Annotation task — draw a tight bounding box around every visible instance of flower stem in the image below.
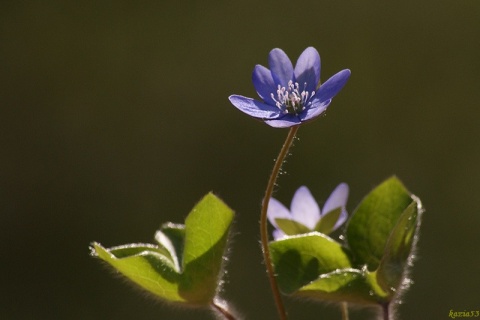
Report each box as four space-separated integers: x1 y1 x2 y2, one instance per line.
211 300 237 320
382 302 390 320
341 302 349 320
260 125 299 320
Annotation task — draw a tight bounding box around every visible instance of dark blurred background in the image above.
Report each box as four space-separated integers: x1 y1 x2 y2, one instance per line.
1 1 479 319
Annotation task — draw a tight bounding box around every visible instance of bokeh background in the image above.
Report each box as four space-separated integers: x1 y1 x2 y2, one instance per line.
1 1 479 319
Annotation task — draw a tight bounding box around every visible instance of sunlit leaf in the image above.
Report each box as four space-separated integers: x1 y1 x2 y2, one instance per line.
91 192 234 306
269 232 351 294
92 242 183 302
181 192 235 303
377 198 422 293
297 268 389 305
346 176 413 270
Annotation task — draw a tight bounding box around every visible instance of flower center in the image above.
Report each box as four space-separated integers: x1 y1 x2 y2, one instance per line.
270 80 315 115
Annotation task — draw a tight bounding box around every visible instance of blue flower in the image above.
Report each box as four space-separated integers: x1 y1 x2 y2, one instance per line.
229 47 351 128
267 184 349 240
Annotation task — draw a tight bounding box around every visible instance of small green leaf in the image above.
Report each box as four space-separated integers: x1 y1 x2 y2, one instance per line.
269 233 351 294
181 192 235 303
377 199 421 293
154 223 186 272
315 207 342 234
91 192 234 306
275 218 310 235
346 176 413 270
92 242 184 302
297 269 389 305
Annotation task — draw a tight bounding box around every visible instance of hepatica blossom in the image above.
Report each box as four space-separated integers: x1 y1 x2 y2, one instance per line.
267 184 349 240
229 47 351 128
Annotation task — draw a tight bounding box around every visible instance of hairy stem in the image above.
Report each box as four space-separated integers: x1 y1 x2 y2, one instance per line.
211 300 237 320
341 302 349 320
260 125 299 320
382 302 390 320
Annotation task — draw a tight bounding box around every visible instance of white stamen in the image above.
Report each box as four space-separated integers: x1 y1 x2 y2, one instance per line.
270 80 315 114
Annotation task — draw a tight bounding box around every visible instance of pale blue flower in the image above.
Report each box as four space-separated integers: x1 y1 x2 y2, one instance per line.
229 47 350 128
267 184 349 239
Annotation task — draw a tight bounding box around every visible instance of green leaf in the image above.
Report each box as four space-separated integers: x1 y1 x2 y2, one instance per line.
154 223 186 272
91 192 234 306
275 218 310 235
92 242 184 302
377 198 421 293
297 269 389 305
346 176 413 270
315 207 342 234
269 233 351 294
181 192 235 303
268 177 423 306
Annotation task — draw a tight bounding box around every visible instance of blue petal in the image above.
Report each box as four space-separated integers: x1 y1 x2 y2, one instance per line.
252 65 277 106
267 197 292 229
294 47 321 94
314 69 351 103
229 95 281 119
264 114 301 128
268 48 294 88
290 186 321 229
333 208 348 231
298 99 331 122
323 183 349 231
322 183 349 216
272 229 286 240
